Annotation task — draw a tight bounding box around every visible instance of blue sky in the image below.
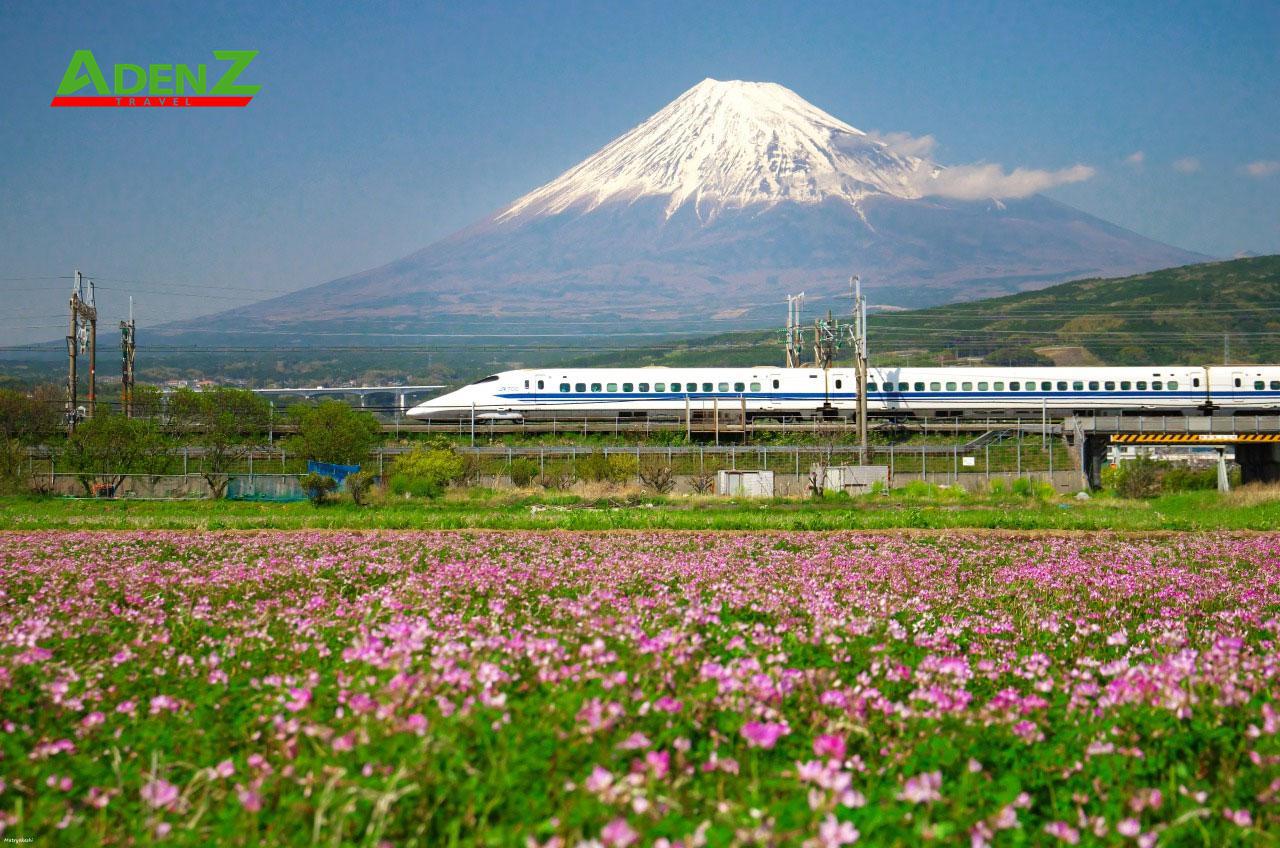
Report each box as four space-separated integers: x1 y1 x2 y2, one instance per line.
1 0 1277 343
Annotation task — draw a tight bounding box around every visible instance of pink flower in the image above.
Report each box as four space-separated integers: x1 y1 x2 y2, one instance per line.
1116 818 1140 837
236 784 262 812
644 750 670 779
1044 822 1080 844
332 733 355 752
601 817 638 847
81 711 105 729
897 771 942 805
813 734 846 760
654 696 682 713
284 687 311 712
1223 808 1252 827
140 779 179 810
213 760 235 779
584 765 614 794
816 813 859 846
741 720 790 749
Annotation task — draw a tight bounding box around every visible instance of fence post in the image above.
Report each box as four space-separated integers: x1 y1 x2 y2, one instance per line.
183 448 188 476
1016 436 1021 478
730 445 736 470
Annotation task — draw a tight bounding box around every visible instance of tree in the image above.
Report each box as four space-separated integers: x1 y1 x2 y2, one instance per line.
0 386 62 443
131 384 166 421
63 412 174 495
170 387 271 499
286 400 381 465
299 472 338 505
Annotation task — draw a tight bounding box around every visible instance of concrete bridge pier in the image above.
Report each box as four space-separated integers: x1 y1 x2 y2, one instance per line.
1080 435 1110 490
1235 443 1280 485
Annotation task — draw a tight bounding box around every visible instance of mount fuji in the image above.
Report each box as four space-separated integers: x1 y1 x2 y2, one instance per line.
200 79 1204 336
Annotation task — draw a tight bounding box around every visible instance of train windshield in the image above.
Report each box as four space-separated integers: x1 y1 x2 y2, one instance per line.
470 375 500 385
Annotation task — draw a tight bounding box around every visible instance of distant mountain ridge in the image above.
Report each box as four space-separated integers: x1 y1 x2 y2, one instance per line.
182 79 1206 337
564 256 1280 369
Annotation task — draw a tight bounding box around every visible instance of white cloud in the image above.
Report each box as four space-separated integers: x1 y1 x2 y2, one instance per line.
1244 160 1280 178
1172 157 1201 174
1124 151 1145 167
912 163 1096 200
866 130 938 159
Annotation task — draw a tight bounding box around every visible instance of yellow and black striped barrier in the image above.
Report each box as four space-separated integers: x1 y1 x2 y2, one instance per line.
1111 433 1280 444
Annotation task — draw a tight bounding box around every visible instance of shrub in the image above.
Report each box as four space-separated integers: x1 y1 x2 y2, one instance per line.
345 470 375 506
1109 456 1163 499
389 445 465 498
689 470 716 495
299 472 337 505
508 457 539 487
638 461 676 494
536 470 577 491
577 450 639 484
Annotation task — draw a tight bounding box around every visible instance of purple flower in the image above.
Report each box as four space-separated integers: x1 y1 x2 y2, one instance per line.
741 720 790 749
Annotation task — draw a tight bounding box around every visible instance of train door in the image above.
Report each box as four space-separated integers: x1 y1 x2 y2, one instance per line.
533 373 552 401
763 372 784 410
1232 371 1245 401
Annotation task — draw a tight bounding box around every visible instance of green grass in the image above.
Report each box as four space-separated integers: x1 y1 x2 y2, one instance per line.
4 488 1280 532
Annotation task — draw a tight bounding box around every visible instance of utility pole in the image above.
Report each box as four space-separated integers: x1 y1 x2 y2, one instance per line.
66 270 98 431
120 297 136 417
785 293 805 367
852 275 868 464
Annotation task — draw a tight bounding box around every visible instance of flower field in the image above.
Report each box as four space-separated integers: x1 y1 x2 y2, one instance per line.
1 531 1278 846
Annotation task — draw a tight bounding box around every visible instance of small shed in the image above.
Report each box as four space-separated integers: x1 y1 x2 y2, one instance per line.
821 465 890 494
716 469 775 497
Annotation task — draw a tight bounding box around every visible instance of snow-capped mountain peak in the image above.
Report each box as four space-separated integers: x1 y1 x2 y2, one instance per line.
496 78 930 223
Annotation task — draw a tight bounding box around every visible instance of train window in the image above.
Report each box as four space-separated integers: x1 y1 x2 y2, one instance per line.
773 379 780 389
575 383 586 392
1121 381 1131 390
703 382 713 392
1072 381 1083 391
524 380 529 389
1104 381 1115 391
898 382 909 392
1088 381 1099 391
1272 381 1280 390
1058 381 1069 391
620 383 631 392
929 381 941 391
867 382 878 391
1168 381 1178 390
734 382 745 392
717 382 729 392
607 383 618 392
977 382 988 391
946 381 957 391
655 383 665 392
1234 377 1242 388
961 381 973 391
591 383 603 392
1010 381 1020 391
1136 381 1147 390
1255 380 1266 390
994 381 1004 391
637 383 648 392
750 382 761 392
537 380 544 390
560 383 570 392
1152 381 1163 390
915 382 925 391
471 375 500 384
1193 378 1201 387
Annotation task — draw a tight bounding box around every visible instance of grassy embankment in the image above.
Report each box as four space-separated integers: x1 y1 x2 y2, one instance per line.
4 484 1280 532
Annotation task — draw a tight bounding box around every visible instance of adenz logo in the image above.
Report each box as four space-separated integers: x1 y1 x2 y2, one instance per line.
51 49 260 107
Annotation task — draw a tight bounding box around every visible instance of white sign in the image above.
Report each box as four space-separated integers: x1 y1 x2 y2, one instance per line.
962 456 976 467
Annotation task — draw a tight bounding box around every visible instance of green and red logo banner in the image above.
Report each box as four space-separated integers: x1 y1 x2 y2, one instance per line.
52 49 260 107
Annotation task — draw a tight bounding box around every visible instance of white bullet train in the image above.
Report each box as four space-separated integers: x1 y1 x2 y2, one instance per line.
406 365 1280 420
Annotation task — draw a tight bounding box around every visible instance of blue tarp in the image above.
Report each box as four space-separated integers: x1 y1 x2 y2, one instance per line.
306 461 361 487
